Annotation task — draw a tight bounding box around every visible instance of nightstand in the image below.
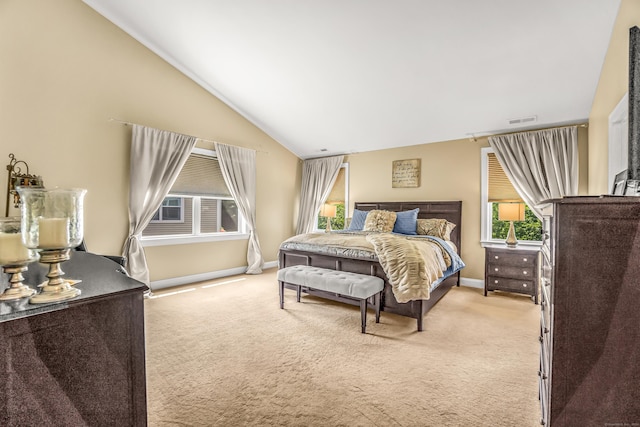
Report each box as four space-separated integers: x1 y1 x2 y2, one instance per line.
484 244 539 304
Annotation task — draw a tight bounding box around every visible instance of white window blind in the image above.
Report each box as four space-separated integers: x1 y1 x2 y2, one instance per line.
326 167 345 203
488 153 522 202
170 154 231 197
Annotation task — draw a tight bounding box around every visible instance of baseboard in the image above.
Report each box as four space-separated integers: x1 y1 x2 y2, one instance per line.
150 260 279 291
459 277 484 289
151 264 481 292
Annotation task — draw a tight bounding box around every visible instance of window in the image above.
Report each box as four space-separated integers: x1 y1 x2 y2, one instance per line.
481 147 542 245
317 163 349 231
142 148 247 246
151 197 184 222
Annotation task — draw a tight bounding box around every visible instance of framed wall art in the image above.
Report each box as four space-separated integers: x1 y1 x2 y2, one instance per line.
392 159 421 188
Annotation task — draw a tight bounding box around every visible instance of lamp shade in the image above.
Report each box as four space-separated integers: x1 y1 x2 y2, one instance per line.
320 203 337 218
498 203 525 222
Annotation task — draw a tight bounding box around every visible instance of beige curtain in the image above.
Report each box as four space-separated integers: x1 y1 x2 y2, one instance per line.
123 125 196 285
295 156 344 234
215 142 264 274
488 126 578 218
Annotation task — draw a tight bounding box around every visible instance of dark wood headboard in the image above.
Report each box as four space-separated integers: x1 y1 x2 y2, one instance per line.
354 201 462 255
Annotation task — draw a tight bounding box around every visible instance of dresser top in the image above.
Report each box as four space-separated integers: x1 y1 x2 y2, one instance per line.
541 195 640 204
0 251 148 323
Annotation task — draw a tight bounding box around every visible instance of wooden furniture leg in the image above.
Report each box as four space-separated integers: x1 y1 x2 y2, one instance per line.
360 299 367 333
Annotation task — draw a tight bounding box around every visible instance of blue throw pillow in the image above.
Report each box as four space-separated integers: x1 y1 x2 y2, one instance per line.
392 208 419 235
347 209 368 231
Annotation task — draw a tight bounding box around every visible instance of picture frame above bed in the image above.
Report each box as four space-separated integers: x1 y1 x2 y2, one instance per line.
392 159 421 188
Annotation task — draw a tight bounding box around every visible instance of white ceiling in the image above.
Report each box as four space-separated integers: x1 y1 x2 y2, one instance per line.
84 0 621 159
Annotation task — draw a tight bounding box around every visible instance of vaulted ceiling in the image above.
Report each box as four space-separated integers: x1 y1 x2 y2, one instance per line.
84 1 621 159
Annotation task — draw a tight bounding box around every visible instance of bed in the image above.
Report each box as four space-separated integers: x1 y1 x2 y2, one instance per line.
278 201 463 331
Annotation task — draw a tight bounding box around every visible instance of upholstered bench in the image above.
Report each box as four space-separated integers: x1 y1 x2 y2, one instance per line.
277 265 384 333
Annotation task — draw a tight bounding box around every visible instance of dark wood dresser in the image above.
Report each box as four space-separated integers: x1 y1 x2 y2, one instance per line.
484 244 539 303
0 252 148 426
538 196 640 426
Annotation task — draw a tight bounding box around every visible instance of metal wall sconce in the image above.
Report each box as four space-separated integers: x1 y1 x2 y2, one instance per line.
5 153 44 217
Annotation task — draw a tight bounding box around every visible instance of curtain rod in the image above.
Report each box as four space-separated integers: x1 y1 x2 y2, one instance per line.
468 122 588 143
108 117 268 154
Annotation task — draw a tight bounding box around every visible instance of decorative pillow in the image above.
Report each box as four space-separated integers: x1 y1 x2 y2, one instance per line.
416 218 456 240
347 209 368 231
363 210 397 233
392 208 419 235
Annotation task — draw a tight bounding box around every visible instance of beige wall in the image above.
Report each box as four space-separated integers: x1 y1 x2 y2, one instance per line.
345 125 589 281
345 138 484 279
589 0 640 194
1 0 300 282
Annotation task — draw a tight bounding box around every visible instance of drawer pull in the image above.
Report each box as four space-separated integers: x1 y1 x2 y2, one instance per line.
494 255 499 259
522 283 527 288
494 280 499 284
494 268 499 272
523 271 528 275
523 258 528 262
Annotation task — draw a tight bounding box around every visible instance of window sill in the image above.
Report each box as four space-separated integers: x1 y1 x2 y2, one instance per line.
141 233 249 247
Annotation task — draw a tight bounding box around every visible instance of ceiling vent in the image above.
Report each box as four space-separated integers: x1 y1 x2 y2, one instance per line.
508 115 537 125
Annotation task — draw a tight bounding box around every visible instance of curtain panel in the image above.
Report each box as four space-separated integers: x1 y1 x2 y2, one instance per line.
214 142 264 274
488 126 578 218
295 155 344 235
123 125 197 285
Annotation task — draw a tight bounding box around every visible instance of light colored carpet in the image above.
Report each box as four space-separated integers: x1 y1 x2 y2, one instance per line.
145 268 541 426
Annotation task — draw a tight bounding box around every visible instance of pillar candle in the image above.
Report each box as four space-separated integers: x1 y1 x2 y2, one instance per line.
38 217 70 249
0 232 30 265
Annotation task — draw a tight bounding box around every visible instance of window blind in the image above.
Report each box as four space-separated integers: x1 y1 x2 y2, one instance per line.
326 167 345 203
488 152 523 202
170 154 232 198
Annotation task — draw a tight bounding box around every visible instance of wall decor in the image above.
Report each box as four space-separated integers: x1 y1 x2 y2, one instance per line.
392 159 421 188
612 169 628 195
5 153 44 217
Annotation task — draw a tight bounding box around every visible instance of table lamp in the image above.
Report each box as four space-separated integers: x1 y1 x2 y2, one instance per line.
320 203 337 233
498 202 525 247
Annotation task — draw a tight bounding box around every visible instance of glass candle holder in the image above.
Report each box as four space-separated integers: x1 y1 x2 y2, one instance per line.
0 217 38 301
17 187 87 303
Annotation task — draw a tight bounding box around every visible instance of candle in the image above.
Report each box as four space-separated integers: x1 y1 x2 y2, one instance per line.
38 217 70 249
0 232 30 265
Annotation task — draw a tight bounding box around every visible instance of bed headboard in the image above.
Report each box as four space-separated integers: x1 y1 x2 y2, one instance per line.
354 201 462 253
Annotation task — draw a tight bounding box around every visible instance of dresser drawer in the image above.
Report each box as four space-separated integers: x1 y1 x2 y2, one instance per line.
487 263 534 280
486 276 535 295
486 251 535 267
541 285 551 327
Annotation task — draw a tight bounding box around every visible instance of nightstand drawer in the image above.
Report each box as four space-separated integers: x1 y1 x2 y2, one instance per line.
486 276 535 295
487 263 534 279
486 251 535 267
